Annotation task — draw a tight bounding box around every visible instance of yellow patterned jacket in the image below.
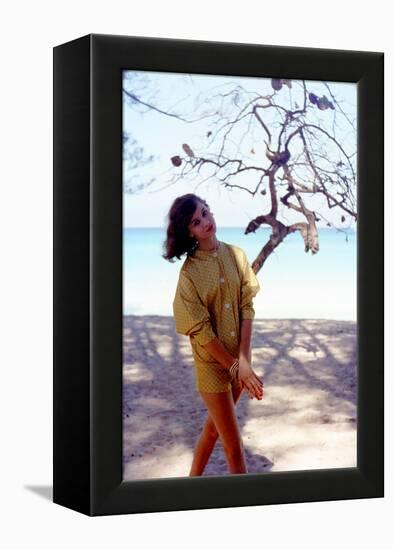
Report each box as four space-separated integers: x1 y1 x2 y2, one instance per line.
173 240 260 389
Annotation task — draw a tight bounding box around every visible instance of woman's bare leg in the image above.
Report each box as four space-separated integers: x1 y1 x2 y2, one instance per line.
200 388 246 474
188 415 218 477
189 384 244 476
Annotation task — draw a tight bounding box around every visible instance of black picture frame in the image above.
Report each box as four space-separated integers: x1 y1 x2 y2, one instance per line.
53 33 384 516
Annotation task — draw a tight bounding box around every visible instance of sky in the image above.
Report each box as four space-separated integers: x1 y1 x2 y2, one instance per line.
122 71 357 230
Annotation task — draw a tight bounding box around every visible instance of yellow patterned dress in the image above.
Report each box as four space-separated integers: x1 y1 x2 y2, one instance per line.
173 240 260 392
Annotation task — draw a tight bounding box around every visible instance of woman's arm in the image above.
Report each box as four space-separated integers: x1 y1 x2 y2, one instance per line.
203 337 236 370
238 319 263 400
203 320 263 400
239 319 252 363
202 320 253 368
173 271 216 346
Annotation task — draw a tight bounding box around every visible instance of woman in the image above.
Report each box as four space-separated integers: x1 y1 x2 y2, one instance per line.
163 193 263 475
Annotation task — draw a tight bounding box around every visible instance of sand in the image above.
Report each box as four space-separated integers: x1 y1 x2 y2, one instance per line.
123 316 357 480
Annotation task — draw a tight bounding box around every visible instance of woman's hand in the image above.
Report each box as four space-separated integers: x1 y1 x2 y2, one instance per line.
238 357 263 400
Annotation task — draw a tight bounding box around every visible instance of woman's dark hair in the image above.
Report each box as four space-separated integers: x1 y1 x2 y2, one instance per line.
162 194 209 261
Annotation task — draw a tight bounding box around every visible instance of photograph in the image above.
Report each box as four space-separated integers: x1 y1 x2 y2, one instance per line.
1 0 387 541
122 70 358 481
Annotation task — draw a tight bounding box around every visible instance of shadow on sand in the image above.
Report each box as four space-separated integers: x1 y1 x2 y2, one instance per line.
123 316 357 480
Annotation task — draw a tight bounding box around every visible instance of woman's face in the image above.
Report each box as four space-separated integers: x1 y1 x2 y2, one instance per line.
188 201 216 242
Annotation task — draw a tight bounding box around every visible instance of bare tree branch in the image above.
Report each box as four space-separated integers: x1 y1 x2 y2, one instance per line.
123 74 356 275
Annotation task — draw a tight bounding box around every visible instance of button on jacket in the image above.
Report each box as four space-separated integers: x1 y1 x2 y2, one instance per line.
173 240 260 391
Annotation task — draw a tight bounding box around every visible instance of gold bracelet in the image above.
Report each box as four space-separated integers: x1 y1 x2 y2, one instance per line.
229 358 239 379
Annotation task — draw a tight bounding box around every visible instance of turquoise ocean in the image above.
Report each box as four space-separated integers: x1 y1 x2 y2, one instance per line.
123 227 357 321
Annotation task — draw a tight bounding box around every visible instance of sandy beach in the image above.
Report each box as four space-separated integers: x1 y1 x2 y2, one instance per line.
123 316 357 480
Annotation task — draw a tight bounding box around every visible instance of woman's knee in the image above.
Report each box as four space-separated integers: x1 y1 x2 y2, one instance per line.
204 418 218 440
